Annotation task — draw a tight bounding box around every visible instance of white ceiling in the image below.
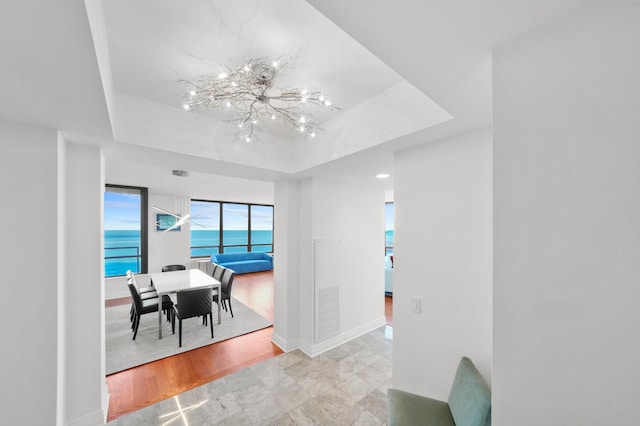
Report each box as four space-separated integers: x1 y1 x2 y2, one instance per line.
100 0 452 177
0 0 585 191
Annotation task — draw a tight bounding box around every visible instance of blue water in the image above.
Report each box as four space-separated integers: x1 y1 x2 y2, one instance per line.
385 230 394 248
190 230 273 258
104 229 274 277
105 230 142 277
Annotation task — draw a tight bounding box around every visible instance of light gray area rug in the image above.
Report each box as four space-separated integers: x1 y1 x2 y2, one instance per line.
106 298 271 374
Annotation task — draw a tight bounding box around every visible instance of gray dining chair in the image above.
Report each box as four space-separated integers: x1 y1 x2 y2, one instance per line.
171 287 214 347
162 264 186 272
212 264 225 281
214 268 236 317
128 283 173 340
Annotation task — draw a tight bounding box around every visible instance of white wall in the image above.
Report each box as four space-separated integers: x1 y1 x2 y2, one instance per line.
0 119 59 424
392 127 492 398
274 176 387 355
56 133 68 426
493 3 640 425
0 120 107 424
272 179 301 351
309 178 386 352
148 193 192 273
63 141 108 425
106 161 275 206
297 178 315 352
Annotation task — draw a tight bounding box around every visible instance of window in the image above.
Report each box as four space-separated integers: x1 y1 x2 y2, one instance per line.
104 185 148 277
190 200 221 258
190 199 274 257
250 204 274 253
385 202 394 255
223 203 249 253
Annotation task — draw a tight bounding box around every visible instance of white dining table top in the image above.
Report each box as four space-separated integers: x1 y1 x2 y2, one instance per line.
150 268 220 294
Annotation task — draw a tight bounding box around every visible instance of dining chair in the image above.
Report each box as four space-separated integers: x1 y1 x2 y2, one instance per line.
212 264 225 281
171 287 214 347
127 272 158 324
162 264 186 272
210 263 219 278
214 268 236 317
128 283 173 340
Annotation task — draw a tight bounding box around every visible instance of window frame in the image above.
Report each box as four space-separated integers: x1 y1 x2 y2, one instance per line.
190 199 274 258
104 184 148 276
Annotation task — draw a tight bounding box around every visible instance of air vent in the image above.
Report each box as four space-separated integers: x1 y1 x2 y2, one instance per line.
172 170 189 177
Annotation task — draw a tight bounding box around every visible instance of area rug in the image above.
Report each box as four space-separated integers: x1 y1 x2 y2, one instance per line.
106 298 271 374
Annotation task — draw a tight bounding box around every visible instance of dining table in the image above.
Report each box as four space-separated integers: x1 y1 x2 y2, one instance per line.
150 268 222 339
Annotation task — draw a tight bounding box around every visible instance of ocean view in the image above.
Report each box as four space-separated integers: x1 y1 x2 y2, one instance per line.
104 229 273 277
106 229 392 276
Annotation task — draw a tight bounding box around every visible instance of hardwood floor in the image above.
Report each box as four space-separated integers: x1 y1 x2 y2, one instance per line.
105 271 393 422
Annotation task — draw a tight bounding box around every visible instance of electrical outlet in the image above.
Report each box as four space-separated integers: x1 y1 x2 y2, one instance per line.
410 297 421 313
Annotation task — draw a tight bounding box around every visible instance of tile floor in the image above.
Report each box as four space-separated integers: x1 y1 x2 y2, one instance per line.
108 326 393 425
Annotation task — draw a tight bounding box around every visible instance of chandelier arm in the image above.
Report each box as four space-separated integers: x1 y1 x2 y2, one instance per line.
206 89 258 101
182 54 336 142
267 105 304 129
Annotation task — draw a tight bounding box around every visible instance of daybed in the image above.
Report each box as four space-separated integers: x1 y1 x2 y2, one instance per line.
388 356 491 426
210 252 273 274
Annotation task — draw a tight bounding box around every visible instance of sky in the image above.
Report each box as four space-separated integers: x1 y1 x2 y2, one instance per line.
105 193 274 231
104 192 141 230
106 191 387 233
385 202 394 231
191 201 274 230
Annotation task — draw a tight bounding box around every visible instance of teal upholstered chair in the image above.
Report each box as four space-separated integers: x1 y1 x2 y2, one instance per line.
388 357 491 426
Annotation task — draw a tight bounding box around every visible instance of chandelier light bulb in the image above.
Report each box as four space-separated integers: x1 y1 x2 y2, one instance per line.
183 104 191 110
225 101 231 107
271 114 276 120
319 95 325 101
299 116 306 123
272 61 279 68
299 126 306 132
324 100 332 106
245 136 251 142
238 123 243 128
189 90 196 96
310 132 316 138
218 72 228 79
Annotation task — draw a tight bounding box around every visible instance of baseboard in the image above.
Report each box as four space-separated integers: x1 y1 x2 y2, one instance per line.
273 317 387 358
66 408 106 426
65 380 108 426
271 331 299 353
310 316 387 357
102 379 110 424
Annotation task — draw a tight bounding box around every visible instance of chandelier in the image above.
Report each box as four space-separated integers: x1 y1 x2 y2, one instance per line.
181 55 338 143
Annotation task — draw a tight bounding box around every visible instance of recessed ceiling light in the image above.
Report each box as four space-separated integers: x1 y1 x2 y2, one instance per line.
376 173 390 179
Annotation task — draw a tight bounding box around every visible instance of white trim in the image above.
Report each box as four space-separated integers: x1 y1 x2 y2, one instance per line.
101 379 110 425
271 332 299 353
297 340 314 358
66 408 105 426
273 317 387 358
310 316 386 357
